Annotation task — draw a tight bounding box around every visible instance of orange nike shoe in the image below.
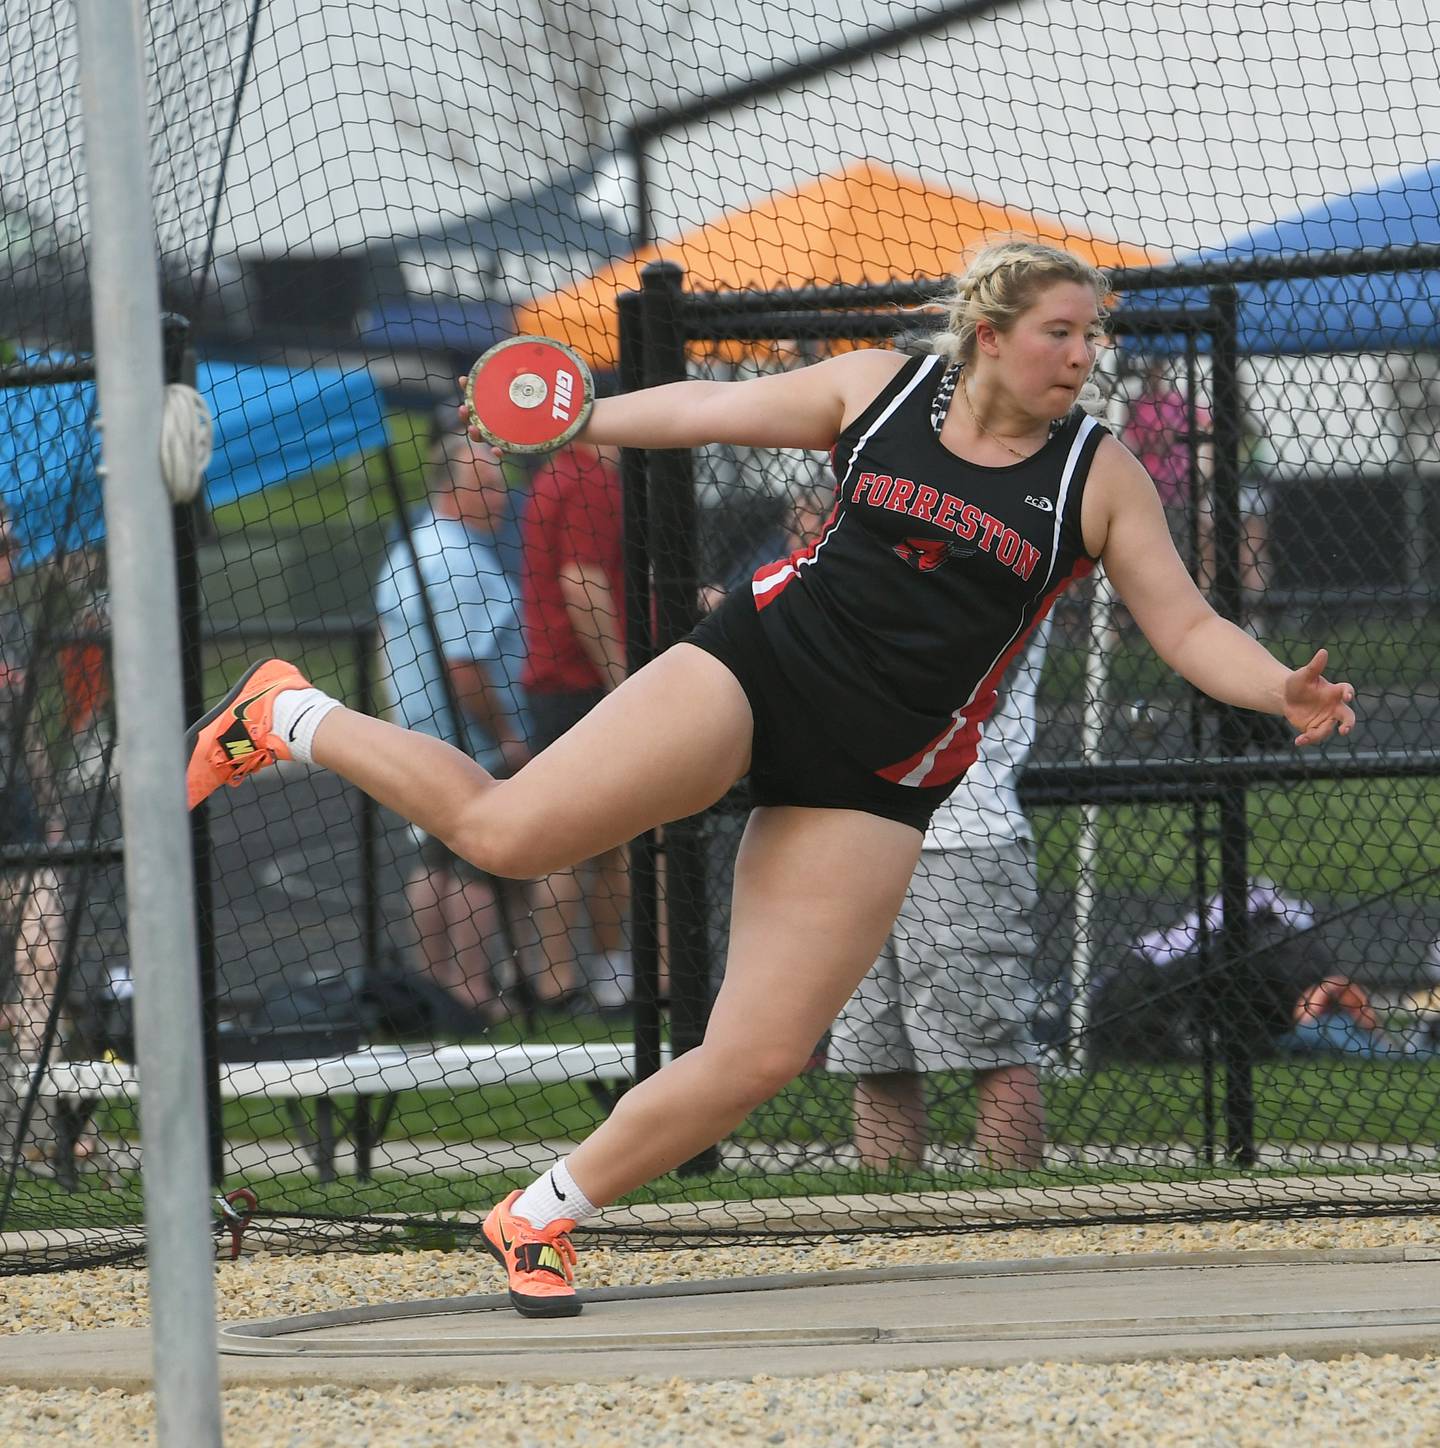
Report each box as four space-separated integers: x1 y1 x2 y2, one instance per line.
185 658 310 810
481 1190 581 1318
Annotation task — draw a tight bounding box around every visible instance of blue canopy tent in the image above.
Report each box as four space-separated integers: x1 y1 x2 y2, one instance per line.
0 358 387 564
1120 159 1440 354
200 360 388 508
354 297 511 357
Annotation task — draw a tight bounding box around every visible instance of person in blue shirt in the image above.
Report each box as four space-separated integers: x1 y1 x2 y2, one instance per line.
374 430 530 1028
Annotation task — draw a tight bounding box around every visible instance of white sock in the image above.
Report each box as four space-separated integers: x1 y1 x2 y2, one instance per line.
270 687 342 765
513 1156 598 1229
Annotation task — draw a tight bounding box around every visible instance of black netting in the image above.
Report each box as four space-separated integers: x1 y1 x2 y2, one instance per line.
4 0 1440 1276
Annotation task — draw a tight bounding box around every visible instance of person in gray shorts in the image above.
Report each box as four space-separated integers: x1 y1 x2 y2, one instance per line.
828 623 1051 1171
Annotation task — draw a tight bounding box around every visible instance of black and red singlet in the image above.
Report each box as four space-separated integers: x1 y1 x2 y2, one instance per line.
747 351 1106 792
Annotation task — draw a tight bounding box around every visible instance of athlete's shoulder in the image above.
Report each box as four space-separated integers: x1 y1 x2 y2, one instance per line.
1088 428 1151 485
825 346 913 381
829 348 927 432
1076 430 1161 552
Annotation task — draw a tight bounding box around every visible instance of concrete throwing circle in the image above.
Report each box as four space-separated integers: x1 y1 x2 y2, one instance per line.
219 1249 1440 1375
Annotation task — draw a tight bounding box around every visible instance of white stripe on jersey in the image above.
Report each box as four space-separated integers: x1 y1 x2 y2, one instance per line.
897 414 1100 788
753 355 940 604
751 512 847 598
1039 414 1101 594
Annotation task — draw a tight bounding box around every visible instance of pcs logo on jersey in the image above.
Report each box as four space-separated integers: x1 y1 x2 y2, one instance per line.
893 536 975 573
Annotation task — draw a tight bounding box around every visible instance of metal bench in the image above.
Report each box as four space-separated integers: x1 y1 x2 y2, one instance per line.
29 1041 668 1184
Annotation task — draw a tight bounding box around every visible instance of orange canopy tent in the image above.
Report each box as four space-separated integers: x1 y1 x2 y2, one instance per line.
512 160 1160 370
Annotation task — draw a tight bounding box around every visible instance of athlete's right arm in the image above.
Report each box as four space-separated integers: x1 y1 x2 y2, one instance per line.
580 349 907 452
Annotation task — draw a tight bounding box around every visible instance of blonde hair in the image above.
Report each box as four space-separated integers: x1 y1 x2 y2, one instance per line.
930 240 1111 368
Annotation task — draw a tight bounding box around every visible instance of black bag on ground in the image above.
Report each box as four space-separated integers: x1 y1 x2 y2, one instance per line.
1089 922 1326 1065
217 975 367 1060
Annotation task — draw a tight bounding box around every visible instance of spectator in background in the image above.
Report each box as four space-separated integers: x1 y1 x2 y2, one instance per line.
0 505 70 1164
695 338 831 580
520 435 631 1015
1091 881 1327 1066
56 549 112 793
828 623 1053 1172
1124 362 1274 599
1237 410 1276 596
1278 975 1427 1059
376 431 530 1030
1123 358 1215 589
700 482 832 615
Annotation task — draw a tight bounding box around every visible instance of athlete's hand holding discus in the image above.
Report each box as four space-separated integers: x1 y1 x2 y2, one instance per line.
459 338 596 454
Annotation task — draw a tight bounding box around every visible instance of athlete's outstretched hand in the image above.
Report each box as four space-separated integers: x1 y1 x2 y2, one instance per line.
1283 649 1356 746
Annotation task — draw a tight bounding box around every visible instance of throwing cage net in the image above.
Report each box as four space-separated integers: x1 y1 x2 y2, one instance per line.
4 0 1440 1274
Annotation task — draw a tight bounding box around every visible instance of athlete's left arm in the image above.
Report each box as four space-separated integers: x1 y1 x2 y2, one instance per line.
1084 436 1355 745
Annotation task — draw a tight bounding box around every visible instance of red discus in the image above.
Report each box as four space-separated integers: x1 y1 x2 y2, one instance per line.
465 336 595 453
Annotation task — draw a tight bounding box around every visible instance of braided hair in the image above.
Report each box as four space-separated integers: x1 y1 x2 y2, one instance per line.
930 240 1112 369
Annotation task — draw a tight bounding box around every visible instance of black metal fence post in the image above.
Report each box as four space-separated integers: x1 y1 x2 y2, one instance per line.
163 313 224 1186
639 261 714 1175
354 627 381 995
619 289 663 1085
1209 283 1256 1166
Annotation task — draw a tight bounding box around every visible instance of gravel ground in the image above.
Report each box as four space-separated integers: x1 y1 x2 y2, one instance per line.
4 1214 1440 1445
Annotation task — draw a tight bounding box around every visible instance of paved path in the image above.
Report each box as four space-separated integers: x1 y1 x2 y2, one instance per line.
6 1248 1440 1389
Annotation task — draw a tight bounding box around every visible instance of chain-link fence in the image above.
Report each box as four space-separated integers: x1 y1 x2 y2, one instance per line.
4 0 1440 1274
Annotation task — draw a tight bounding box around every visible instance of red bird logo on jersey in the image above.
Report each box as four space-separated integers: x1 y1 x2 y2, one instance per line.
893 537 971 572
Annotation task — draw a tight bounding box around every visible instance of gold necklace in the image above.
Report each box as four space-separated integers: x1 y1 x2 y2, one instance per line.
960 376 1040 461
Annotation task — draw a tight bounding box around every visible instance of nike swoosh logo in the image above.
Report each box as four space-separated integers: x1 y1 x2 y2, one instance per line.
286 703 316 743
234 684 279 722
498 1216 514 1251
550 1171 567 1202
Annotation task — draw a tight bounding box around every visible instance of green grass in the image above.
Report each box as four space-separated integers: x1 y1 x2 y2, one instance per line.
15 1053 1440 1241
751 1058 1440 1148
1042 612 1440 706
203 410 529 537
87 1057 1440 1153
1030 776 1440 901
206 412 434 535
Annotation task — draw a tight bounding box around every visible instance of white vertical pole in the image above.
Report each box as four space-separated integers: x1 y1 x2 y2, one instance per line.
75 3 223 1444
1068 569 1116 1070
1065 366 1129 1073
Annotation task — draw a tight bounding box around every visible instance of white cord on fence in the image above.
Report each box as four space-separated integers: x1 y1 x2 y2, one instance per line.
159 383 214 504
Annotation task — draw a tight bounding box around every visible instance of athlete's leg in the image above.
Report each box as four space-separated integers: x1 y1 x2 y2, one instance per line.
299 644 751 880
562 805 923 1203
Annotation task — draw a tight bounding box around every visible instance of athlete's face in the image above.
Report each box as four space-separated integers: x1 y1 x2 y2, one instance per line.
984 281 1106 420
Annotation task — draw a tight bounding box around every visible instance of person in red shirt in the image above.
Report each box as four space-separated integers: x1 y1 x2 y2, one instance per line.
519 440 630 1014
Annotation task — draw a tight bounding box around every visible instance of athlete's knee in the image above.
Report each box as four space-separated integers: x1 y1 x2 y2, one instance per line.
445 784 561 879
697 1039 815 1108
